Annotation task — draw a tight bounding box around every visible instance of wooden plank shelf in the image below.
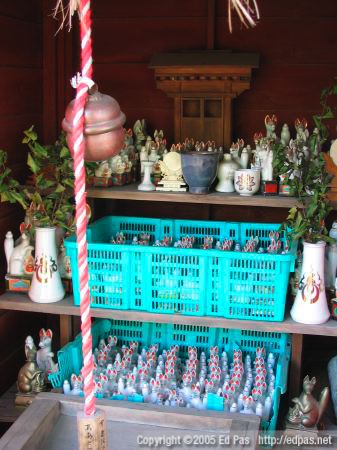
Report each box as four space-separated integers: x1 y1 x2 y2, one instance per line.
87 184 304 208
1 292 337 337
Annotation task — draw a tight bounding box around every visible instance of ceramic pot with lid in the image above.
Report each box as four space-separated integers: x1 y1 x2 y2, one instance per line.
62 84 126 162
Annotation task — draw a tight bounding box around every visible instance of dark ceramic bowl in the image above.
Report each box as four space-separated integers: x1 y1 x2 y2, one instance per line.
181 151 219 194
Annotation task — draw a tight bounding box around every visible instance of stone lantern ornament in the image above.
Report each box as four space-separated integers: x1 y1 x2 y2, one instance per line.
62 83 126 162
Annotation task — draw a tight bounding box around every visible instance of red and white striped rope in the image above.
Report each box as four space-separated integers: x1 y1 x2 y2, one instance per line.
69 0 95 416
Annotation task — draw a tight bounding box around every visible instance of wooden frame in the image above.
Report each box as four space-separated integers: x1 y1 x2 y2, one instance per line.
0 393 260 450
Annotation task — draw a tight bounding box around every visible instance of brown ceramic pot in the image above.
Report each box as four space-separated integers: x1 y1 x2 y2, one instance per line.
62 84 126 161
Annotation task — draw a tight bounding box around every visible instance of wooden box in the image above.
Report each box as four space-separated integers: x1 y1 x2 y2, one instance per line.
0 393 260 450
5 274 72 294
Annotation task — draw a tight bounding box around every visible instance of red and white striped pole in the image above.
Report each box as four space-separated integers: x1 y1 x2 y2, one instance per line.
68 0 95 417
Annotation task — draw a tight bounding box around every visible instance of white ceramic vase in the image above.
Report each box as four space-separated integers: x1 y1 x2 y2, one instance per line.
138 161 155 191
215 154 240 193
28 227 65 303
291 241 330 324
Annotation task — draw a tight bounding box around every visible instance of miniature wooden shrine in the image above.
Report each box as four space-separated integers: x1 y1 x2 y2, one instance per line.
149 51 259 147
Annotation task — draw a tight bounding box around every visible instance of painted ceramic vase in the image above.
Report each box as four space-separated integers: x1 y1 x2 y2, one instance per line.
291 241 330 324
234 169 260 196
215 154 240 193
28 227 65 303
138 161 155 191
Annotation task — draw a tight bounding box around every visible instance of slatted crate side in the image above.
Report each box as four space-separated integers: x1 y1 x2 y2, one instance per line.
173 219 239 245
164 323 218 357
144 250 207 316
238 222 286 247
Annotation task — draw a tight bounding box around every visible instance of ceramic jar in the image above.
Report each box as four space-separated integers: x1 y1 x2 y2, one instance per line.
138 161 155 191
291 241 330 324
234 169 260 196
28 227 65 303
216 154 240 193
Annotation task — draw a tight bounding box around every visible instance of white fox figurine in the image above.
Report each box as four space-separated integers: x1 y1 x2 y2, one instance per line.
70 374 83 396
5 232 34 276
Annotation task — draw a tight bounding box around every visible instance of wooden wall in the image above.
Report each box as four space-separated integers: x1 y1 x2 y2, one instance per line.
0 0 43 287
0 0 45 396
88 0 337 146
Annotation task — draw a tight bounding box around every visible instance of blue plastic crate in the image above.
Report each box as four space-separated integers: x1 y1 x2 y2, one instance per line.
65 216 296 321
50 319 290 434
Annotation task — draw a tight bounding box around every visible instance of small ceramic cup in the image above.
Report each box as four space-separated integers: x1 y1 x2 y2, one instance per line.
234 168 261 196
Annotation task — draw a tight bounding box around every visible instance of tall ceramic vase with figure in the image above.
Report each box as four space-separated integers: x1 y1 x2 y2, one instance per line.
29 227 65 303
291 241 330 324
138 161 155 191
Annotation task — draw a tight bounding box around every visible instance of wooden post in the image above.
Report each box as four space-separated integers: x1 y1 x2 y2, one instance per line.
174 97 181 143
289 333 303 400
60 314 72 347
77 410 108 450
223 96 232 148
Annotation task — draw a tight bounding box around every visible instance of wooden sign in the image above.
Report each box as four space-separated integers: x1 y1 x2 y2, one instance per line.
77 410 108 450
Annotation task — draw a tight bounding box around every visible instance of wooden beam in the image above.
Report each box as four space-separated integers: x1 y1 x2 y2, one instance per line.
289 333 304 400
60 314 72 347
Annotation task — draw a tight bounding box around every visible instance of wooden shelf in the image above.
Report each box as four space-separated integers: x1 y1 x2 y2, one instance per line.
1 292 337 337
87 184 303 208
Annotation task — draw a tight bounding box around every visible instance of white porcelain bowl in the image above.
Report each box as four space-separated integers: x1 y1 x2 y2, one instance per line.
234 169 261 196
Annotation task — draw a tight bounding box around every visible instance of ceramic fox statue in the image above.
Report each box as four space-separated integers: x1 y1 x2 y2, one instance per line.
36 328 57 376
